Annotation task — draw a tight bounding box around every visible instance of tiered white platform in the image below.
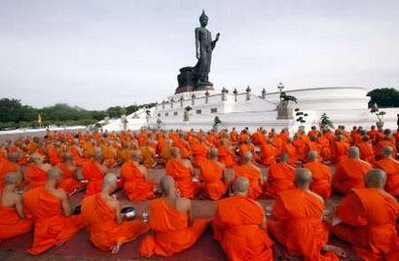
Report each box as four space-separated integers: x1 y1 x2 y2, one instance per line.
102 86 399 132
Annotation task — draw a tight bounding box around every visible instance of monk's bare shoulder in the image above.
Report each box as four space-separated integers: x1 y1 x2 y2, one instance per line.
215 161 225 169
305 190 324 204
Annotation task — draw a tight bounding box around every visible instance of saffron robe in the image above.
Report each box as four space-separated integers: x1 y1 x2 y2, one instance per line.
120 161 154 201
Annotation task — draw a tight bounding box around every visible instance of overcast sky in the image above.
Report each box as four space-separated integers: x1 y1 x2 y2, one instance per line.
1 0 398 110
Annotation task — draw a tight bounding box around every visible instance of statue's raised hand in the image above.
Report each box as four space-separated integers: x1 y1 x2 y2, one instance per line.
216 32 220 41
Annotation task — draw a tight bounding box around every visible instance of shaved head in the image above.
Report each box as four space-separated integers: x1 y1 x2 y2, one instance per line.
131 150 142 161
170 147 180 158
308 151 318 161
365 169 386 188
348 146 360 159
243 152 252 163
295 168 313 188
232 177 249 194
62 152 73 161
280 153 289 163
4 172 21 185
381 146 393 158
102 173 118 189
48 167 63 181
209 147 219 159
30 153 43 163
93 150 103 161
7 151 20 162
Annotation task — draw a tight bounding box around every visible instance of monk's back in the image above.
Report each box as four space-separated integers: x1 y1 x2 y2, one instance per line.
277 188 324 219
149 198 188 232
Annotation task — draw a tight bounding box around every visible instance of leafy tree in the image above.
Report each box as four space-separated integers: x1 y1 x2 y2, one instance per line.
367 88 399 108
106 106 126 118
319 113 334 129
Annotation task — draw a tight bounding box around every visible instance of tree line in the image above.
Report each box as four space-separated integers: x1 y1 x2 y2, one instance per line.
0 98 156 130
367 88 399 108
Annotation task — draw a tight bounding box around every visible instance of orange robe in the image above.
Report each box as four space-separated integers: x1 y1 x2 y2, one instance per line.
319 136 332 161
141 146 156 168
0 160 19 189
332 159 371 195
281 143 297 165
23 187 84 255
213 195 273 261
217 145 237 168
191 142 209 168
333 141 349 163
303 161 332 198
102 145 117 168
139 198 208 257
120 161 154 201
375 158 399 196
269 189 338 260
199 159 227 200
258 143 276 166
24 165 48 189
332 188 399 260
293 136 308 162
357 141 376 166
0 198 32 239
234 165 262 199
165 159 199 199
265 162 295 198
57 162 80 194
47 146 61 166
82 160 104 197
81 193 148 250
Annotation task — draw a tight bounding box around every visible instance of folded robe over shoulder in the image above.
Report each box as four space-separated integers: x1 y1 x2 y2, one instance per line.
303 161 332 198
82 160 104 197
57 163 80 194
23 187 84 255
199 159 227 200
120 161 154 201
332 158 371 195
165 159 199 199
269 188 338 260
0 199 32 240
139 198 209 257
81 194 149 250
265 162 295 198
332 188 399 260
213 195 273 261
217 146 237 168
234 165 262 199
24 165 48 189
375 158 399 196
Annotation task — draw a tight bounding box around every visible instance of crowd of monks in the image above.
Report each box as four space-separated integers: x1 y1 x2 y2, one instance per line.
0 125 398 260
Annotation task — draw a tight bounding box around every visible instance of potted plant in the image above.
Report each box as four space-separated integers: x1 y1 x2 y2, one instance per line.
184 106 192 122
295 108 308 124
319 113 334 130
370 104 386 129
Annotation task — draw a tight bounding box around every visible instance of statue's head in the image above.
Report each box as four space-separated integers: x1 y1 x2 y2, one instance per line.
199 9 208 27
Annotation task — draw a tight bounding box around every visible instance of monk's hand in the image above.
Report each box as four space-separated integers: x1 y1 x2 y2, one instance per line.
322 245 347 258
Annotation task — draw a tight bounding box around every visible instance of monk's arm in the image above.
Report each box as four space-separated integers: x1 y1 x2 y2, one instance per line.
336 192 367 227
14 195 25 219
60 191 72 216
186 200 194 227
114 200 122 224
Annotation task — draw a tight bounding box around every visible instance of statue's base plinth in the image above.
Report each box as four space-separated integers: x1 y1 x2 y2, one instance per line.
175 85 194 94
195 83 214 92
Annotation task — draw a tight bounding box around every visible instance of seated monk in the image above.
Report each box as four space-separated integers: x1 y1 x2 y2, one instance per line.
238 137 255 162
234 152 263 199
120 150 155 201
0 150 21 189
213 177 273 260
332 146 372 195
281 137 297 165
141 141 156 168
139 176 209 257
82 150 108 197
199 147 228 200
25 153 51 189
165 147 200 199
258 139 276 166
375 146 399 196
357 135 376 166
331 169 399 260
264 153 295 198
23 167 84 255
217 138 237 168
191 135 210 168
81 173 149 254
57 152 81 195
269 168 345 260
333 134 349 164
303 151 332 198
0 173 32 240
